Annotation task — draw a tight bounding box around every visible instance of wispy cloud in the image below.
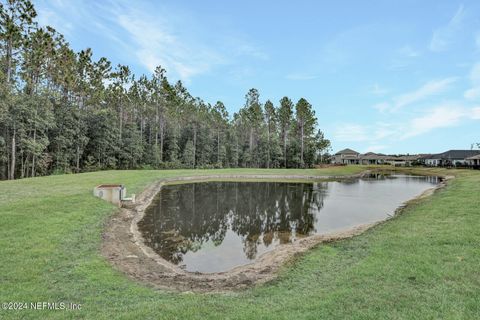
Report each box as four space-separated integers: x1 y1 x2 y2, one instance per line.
399 45 420 58
475 32 480 51
373 77 457 113
464 62 480 100
333 124 370 142
37 0 268 83
338 102 480 144
430 5 465 52
370 83 389 96
235 43 269 61
471 107 480 119
401 103 475 139
111 4 226 81
36 7 73 34
320 25 379 71
285 73 318 81
365 145 387 153
334 122 398 143
372 102 391 113
393 77 457 110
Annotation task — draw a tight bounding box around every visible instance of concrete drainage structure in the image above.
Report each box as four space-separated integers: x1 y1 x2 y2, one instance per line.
94 184 135 207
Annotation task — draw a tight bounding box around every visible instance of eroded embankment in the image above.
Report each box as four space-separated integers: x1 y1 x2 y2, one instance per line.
101 171 452 292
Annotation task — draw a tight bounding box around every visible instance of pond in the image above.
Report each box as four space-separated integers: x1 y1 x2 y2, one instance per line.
138 174 439 273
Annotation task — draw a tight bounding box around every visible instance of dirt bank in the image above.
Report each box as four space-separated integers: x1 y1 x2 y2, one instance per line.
101 172 452 293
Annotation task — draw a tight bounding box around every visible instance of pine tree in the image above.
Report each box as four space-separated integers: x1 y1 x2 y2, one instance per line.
295 98 316 168
183 140 195 168
278 97 293 168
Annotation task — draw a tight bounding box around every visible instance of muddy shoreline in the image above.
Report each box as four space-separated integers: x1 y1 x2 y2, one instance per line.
101 171 452 293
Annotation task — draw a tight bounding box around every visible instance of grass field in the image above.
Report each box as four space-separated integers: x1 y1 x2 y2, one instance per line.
0 166 479 319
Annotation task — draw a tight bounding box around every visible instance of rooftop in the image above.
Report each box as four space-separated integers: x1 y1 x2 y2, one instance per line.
430 150 480 160
466 154 480 160
335 148 359 155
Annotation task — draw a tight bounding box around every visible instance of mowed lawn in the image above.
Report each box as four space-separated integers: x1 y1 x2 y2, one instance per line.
0 167 479 319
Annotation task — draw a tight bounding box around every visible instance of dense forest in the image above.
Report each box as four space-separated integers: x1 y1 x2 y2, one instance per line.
0 0 331 180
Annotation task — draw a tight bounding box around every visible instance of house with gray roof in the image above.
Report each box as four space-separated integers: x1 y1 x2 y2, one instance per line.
332 148 360 164
358 152 388 165
425 150 480 167
466 154 480 167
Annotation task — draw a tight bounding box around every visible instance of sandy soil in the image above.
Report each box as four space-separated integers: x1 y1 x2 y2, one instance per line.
101 172 452 293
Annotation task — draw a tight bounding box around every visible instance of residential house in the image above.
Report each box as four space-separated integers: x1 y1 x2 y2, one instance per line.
425 150 480 167
385 155 423 167
332 148 360 164
416 154 432 166
359 152 387 165
466 154 480 167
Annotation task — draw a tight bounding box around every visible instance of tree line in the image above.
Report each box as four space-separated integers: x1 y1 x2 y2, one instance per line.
0 0 330 180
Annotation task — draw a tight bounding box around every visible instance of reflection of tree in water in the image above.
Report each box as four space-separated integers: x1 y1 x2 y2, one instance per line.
138 181 327 264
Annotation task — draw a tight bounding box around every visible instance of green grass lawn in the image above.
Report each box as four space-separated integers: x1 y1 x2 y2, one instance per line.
0 166 479 319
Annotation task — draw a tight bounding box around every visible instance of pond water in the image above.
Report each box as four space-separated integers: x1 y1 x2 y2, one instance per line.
138 174 439 273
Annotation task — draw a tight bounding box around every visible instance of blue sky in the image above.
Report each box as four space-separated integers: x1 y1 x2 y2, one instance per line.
35 0 480 154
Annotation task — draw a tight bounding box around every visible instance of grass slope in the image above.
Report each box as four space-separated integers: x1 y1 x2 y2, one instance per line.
0 167 478 319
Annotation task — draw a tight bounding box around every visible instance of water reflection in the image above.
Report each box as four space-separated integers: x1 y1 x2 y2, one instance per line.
138 174 439 273
139 182 327 263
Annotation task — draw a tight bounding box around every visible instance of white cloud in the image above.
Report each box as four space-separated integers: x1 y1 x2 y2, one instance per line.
471 107 480 119
464 87 480 100
113 8 226 81
401 105 464 139
373 123 398 140
370 83 388 96
36 6 74 35
340 102 480 145
235 44 269 60
333 124 369 142
475 32 480 50
333 122 399 144
464 63 480 100
399 45 420 58
285 73 318 81
468 63 480 83
430 5 465 52
401 103 480 139
372 77 456 113
365 145 387 153
372 102 390 113
387 45 421 71
393 78 457 110
37 0 268 83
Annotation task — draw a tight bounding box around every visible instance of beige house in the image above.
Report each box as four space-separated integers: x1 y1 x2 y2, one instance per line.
466 154 480 167
332 148 360 164
359 152 387 165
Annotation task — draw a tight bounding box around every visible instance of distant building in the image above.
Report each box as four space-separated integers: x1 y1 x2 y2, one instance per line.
332 148 480 167
385 155 423 167
332 149 430 166
466 154 480 167
425 150 480 167
358 152 387 165
332 148 360 164
416 154 433 166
